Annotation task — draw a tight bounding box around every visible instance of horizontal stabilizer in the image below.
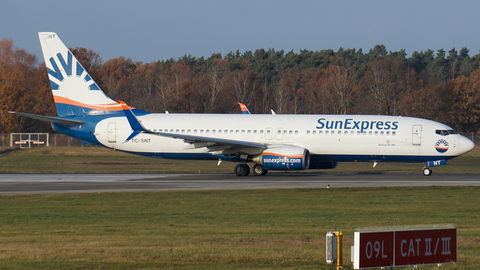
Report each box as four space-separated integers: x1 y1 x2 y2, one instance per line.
8 111 84 126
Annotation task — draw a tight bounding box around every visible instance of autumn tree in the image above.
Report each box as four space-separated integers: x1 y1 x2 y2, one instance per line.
198 58 228 113
364 57 410 115
320 59 356 115
98 56 137 103
0 38 38 133
299 68 323 114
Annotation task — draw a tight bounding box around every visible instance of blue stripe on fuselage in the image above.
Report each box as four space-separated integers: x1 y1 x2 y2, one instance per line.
309 154 457 163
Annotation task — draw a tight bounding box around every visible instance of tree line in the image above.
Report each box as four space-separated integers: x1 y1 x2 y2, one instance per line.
1 38 480 134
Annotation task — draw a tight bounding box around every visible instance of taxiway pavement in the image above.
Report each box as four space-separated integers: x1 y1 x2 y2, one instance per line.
1 173 480 195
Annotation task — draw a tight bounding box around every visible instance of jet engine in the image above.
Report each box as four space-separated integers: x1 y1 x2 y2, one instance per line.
253 146 310 170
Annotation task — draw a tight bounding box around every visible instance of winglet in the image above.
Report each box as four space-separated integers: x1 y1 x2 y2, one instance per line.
119 100 153 141
237 102 251 114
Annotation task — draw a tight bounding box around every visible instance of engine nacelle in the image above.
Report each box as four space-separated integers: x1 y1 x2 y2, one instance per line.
253 146 310 170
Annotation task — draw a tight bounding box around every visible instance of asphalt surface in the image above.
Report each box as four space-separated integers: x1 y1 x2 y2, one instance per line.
0 173 480 195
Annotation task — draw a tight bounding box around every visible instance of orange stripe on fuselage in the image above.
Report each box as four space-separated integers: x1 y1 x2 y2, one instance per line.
53 96 135 111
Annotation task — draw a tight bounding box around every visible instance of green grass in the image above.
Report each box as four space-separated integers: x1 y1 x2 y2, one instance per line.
0 146 479 268
0 187 479 269
0 145 479 174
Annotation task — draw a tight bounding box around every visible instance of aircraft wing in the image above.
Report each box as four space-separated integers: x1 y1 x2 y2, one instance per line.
157 132 266 149
8 111 84 126
120 102 265 149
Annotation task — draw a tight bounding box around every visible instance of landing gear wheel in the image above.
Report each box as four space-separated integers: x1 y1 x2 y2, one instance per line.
253 164 268 176
234 164 250 176
423 167 432 176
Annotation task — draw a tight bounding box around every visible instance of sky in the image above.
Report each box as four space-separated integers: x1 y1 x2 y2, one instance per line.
1 0 480 64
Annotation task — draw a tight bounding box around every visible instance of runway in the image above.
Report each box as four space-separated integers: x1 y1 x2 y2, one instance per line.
1 173 480 195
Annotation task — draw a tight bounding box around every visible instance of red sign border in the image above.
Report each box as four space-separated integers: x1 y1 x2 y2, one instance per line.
354 227 457 269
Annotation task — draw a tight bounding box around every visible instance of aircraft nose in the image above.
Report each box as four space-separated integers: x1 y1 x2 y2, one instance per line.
459 135 475 155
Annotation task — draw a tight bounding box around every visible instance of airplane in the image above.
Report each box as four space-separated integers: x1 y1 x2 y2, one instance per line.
10 32 476 176
238 103 250 114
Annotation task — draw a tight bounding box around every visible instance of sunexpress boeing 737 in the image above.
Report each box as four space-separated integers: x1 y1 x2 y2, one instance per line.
10 32 476 176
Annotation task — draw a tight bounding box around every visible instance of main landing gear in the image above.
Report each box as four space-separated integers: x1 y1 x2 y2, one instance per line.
252 164 268 176
234 164 268 176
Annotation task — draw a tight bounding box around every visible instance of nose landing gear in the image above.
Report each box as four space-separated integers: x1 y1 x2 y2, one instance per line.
423 167 432 176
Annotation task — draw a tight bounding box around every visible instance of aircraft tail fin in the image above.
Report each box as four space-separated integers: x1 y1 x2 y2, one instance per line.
38 32 121 117
238 103 251 114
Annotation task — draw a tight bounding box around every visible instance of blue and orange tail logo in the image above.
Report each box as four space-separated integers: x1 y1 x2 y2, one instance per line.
39 32 121 117
435 139 449 153
237 103 250 114
47 51 101 92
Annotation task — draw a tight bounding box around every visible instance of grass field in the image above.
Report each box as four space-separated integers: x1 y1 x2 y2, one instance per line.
0 145 479 174
0 146 479 269
0 187 479 269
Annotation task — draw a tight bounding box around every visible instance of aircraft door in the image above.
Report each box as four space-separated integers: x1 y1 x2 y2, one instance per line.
108 122 117 143
412 124 422 145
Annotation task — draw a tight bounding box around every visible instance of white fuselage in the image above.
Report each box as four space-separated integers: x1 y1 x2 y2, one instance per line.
93 114 474 162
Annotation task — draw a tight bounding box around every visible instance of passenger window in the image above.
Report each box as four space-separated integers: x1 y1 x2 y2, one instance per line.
313 130 316 135
325 131 329 135
392 131 396 136
295 130 298 135
247 130 251 134
307 130 311 135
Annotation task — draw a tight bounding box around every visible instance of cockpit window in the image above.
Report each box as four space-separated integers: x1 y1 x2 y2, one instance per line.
436 129 457 136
